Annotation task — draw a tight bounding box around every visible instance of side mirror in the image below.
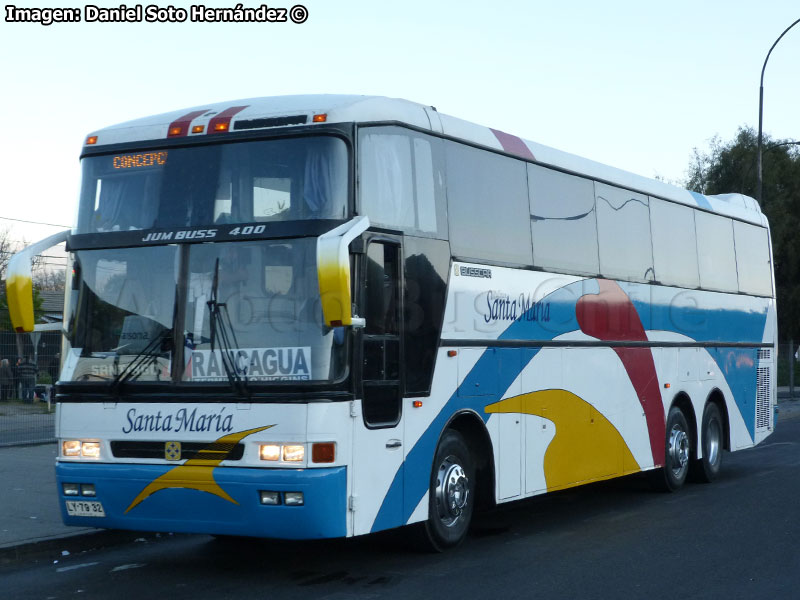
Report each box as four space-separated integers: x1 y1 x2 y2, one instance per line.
6 230 70 332
316 216 369 328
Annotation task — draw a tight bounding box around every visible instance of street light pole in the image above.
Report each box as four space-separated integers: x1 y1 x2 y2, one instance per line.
757 17 800 205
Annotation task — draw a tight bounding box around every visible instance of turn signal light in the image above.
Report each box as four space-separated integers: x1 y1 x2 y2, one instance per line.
311 442 335 463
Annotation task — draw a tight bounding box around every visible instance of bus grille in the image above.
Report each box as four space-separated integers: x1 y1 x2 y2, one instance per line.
110 441 245 461
756 366 771 430
757 348 771 361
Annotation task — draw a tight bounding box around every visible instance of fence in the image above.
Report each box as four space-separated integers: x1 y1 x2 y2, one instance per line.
0 330 60 447
778 340 797 399
0 333 797 447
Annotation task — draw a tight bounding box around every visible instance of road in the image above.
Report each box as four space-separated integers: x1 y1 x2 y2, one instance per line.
0 403 54 446
4 417 800 600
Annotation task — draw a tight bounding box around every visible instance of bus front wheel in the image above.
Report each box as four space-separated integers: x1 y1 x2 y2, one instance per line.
423 429 475 551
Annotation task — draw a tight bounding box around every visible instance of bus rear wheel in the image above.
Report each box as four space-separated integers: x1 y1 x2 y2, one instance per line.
690 402 723 483
651 405 691 492
423 429 475 551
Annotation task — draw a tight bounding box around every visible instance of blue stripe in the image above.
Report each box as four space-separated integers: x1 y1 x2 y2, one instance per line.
689 191 713 211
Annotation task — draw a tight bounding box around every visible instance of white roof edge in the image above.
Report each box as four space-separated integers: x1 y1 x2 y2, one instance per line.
87 94 764 225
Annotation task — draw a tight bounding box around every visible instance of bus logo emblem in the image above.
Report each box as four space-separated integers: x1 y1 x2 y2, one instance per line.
165 441 182 461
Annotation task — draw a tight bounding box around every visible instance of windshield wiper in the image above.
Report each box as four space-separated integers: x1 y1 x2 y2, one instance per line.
207 258 250 398
108 328 171 398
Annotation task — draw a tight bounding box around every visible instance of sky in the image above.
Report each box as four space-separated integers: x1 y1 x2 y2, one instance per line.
0 0 798 268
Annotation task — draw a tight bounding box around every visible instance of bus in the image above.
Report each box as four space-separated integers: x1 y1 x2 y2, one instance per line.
6 95 776 550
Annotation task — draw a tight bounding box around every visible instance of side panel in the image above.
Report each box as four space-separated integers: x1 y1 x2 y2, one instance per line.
367 262 774 533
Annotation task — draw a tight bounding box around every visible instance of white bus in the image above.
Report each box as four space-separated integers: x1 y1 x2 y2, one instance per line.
7 95 776 549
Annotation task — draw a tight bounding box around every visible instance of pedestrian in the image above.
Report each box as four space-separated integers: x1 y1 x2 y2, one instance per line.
17 355 38 403
13 356 21 400
0 358 12 402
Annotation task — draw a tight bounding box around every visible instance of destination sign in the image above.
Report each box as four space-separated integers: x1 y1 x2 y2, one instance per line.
113 151 168 169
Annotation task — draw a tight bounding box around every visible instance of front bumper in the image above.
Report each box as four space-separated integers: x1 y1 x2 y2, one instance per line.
56 462 347 540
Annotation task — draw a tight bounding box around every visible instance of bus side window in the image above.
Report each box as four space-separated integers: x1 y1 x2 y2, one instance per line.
358 126 446 238
595 182 654 283
695 212 738 293
365 243 399 336
733 220 772 296
528 164 598 275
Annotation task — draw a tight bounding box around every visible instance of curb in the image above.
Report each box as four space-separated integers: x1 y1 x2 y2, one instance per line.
0 529 169 568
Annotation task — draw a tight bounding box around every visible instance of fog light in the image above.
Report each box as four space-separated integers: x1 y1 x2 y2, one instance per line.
259 444 280 461
260 491 280 505
284 492 304 506
62 440 81 457
81 484 96 497
81 442 101 459
63 483 80 496
282 445 304 462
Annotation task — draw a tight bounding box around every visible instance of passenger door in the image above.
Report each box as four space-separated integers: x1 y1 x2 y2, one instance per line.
351 239 405 535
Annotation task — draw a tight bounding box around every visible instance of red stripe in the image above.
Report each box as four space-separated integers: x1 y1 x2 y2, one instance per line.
490 128 535 160
207 105 249 135
576 280 666 466
167 110 209 138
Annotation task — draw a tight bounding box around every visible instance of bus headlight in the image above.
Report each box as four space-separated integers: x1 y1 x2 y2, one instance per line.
62 440 101 459
259 444 305 462
259 444 281 461
81 442 101 458
282 445 304 462
62 440 81 457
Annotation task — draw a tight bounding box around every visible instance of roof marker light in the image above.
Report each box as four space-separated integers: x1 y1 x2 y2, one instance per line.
168 126 183 137
191 125 205 134
86 136 98 145
214 122 230 132
312 113 327 123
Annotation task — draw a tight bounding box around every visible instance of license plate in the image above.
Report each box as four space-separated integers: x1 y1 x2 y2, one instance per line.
65 500 106 517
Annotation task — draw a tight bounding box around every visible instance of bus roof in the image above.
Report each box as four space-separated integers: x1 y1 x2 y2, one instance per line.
86 94 765 226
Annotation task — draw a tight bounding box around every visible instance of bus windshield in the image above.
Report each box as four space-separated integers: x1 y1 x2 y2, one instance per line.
62 239 347 387
75 136 348 233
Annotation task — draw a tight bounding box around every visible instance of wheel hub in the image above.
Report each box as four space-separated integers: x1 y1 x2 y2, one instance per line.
435 458 469 527
668 425 690 473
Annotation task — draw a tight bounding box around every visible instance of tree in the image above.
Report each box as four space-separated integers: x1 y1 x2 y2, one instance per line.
686 126 800 341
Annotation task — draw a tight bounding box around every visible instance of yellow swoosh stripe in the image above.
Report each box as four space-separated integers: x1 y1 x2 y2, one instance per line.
125 425 274 513
486 390 639 492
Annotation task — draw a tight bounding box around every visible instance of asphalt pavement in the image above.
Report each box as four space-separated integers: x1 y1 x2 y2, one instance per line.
1 396 799 565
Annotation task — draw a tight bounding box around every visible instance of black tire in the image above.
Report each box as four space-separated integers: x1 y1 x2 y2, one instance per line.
690 402 724 483
422 429 475 551
650 405 691 492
